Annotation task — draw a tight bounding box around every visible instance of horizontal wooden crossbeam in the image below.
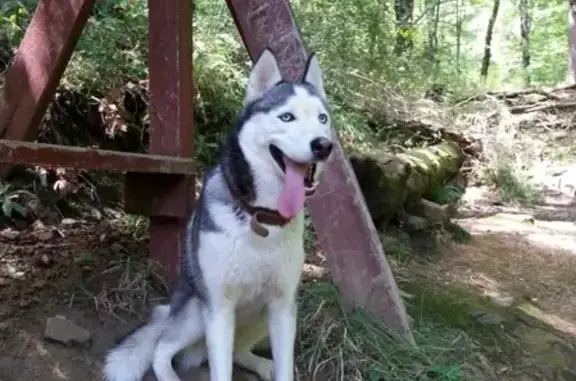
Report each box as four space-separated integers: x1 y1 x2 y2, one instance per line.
0 140 195 174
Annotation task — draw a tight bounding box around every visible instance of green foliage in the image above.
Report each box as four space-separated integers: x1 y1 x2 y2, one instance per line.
387 238 413 263
303 210 317 253
486 164 542 205
499 0 567 86
62 0 149 92
0 184 29 219
430 185 465 205
0 0 33 65
0 1 32 45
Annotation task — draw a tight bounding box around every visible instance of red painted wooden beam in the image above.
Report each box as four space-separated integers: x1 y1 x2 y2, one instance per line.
0 0 96 143
0 139 195 174
226 0 414 341
0 139 196 219
146 0 195 286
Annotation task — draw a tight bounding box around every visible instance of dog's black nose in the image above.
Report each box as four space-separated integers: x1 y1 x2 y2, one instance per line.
310 137 333 161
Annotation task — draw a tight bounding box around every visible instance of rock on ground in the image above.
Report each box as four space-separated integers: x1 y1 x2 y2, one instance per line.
44 315 92 348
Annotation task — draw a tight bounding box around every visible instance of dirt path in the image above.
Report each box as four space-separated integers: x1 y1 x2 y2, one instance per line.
403 185 576 380
452 183 576 327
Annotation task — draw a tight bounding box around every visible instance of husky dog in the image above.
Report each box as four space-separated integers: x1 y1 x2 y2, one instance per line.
103 48 334 381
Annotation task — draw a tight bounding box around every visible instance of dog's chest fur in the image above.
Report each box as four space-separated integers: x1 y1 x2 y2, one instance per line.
197 172 306 313
225 217 304 304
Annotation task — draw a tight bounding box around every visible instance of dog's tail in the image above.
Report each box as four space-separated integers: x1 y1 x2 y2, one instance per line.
103 304 170 381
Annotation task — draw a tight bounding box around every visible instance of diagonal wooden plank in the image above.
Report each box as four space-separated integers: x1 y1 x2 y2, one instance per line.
0 0 96 143
225 0 414 342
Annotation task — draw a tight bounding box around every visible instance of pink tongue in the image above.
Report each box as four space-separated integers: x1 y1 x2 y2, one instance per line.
277 156 308 219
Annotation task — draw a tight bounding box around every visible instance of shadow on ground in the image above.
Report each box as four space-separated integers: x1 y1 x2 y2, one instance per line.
400 211 576 380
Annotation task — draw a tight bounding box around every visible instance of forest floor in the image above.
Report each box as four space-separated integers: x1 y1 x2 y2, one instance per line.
1 169 576 381
0 216 274 381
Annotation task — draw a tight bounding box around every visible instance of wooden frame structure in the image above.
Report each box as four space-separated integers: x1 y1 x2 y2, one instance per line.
0 0 413 340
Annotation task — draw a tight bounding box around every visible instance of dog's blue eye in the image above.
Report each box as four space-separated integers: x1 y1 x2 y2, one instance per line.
278 112 295 122
318 113 328 124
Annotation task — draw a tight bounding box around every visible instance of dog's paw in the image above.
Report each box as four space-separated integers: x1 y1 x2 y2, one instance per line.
253 358 274 381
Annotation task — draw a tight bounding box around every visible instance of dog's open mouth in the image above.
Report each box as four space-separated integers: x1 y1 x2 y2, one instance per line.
269 144 319 219
269 145 318 193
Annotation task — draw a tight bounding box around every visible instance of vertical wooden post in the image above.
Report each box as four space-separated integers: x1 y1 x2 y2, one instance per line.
147 0 195 285
225 0 414 341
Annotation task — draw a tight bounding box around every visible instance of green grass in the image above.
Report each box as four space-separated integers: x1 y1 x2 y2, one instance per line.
487 165 543 206
296 282 489 381
303 210 317 253
387 239 413 263
430 185 465 206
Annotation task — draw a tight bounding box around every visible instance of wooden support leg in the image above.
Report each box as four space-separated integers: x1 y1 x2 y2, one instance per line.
147 0 195 286
225 0 414 342
0 0 96 174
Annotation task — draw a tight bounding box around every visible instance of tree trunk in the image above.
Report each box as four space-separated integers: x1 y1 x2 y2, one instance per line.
432 1 441 74
519 0 532 86
455 0 462 71
425 0 437 61
568 0 576 84
425 0 442 76
394 0 415 55
480 0 501 79
425 0 441 61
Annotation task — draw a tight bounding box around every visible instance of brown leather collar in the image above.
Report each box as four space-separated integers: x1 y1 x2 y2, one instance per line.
223 170 316 238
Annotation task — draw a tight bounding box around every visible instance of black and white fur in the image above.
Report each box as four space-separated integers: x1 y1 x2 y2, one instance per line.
103 49 333 381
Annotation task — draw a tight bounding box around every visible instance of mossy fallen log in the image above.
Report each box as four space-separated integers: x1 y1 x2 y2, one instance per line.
350 141 464 226
398 142 464 202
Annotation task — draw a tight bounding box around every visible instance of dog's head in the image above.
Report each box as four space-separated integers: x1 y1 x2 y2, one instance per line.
239 49 333 218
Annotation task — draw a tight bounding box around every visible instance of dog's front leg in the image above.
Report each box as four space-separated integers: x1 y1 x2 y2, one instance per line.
268 297 297 381
203 302 236 381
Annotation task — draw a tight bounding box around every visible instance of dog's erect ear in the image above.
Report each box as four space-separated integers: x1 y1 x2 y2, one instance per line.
245 48 282 105
302 53 326 99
